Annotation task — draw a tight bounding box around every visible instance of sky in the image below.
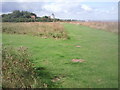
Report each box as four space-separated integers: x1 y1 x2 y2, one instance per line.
1 0 119 21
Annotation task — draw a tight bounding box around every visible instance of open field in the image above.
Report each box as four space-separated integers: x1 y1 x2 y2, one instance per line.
69 21 118 33
2 22 118 88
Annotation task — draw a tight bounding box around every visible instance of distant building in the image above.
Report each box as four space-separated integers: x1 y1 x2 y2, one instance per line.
31 15 36 19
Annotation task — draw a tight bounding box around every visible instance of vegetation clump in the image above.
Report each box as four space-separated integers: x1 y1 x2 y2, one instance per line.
2 46 43 88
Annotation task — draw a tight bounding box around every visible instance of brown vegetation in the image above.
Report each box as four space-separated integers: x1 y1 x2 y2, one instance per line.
2 22 68 39
69 21 118 33
2 46 43 88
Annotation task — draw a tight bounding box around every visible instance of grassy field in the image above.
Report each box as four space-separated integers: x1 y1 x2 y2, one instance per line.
2 22 118 88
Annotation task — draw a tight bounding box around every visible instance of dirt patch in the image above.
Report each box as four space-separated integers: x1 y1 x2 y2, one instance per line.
72 59 85 63
51 75 65 82
76 45 81 48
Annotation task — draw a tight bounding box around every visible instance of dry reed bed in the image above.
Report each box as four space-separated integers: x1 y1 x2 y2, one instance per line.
69 21 118 33
2 22 68 39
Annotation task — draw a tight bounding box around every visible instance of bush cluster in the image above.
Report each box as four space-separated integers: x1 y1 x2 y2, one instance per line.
2 46 43 88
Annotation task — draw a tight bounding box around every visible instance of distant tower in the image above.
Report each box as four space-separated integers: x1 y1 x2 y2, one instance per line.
52 13 55 22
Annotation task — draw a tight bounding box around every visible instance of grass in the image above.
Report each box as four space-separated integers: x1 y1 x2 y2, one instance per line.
2 22 68 39
2 22 118 88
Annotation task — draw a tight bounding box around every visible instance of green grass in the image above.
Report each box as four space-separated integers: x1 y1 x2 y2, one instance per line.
3 23 118 88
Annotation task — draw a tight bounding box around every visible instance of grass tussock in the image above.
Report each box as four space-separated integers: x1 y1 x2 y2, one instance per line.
2 22 68 39
2 46 43 88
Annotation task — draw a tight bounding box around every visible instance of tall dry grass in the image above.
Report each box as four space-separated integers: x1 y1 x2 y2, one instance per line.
69 21 118 33
2 22 68 39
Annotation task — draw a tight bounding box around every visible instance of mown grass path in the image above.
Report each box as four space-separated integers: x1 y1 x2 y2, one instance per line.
3 23 118 88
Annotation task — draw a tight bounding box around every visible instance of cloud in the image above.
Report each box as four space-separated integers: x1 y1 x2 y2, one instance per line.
2 0 119 2
2 0 83 2
2 2 20 12
81 4 92 11
2 2 43 13
42 2 81 13
42 3 62 12
1 2 118 21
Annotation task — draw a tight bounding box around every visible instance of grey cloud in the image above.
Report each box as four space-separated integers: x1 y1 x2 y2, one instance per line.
2 2 44 13
2 2 21 12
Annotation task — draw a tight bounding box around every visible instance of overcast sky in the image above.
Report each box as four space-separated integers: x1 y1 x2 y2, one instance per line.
1 0 118 21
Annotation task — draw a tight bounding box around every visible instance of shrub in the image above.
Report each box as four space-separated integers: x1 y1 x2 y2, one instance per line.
2 46 43 88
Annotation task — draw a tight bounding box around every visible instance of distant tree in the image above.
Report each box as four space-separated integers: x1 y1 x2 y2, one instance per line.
12 10 21 18
30 13 37 18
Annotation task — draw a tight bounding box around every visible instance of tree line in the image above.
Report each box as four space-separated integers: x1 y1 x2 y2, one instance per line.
1 10 80 22
1 10 61 22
